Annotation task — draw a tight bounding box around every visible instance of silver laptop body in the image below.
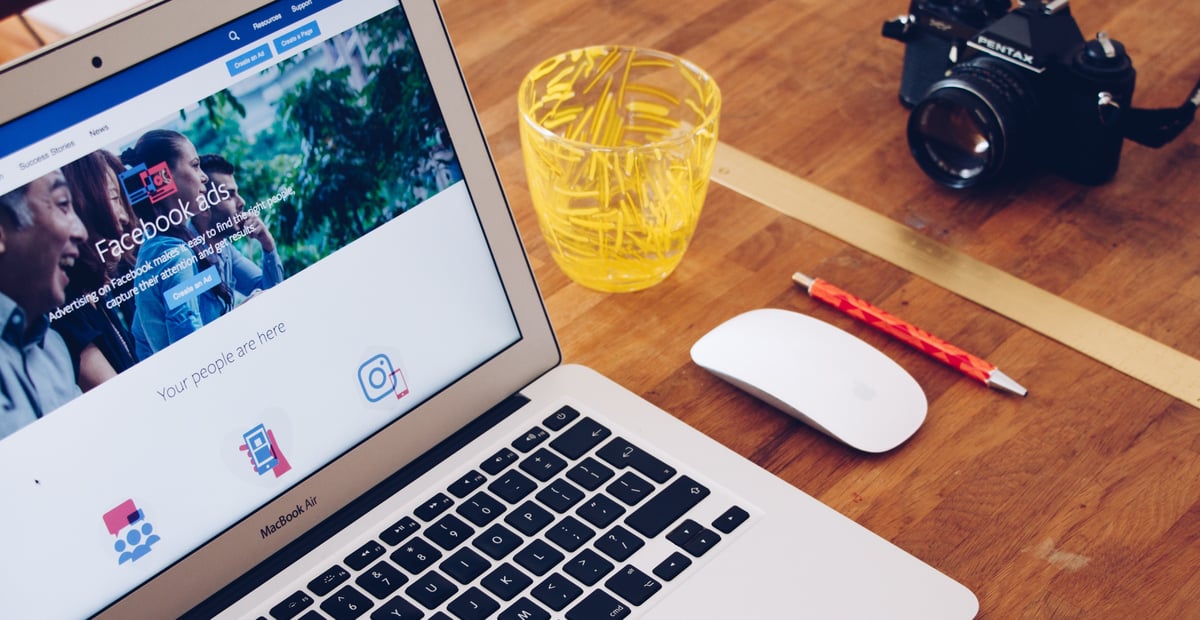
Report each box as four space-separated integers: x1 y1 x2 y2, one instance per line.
0 1 978 617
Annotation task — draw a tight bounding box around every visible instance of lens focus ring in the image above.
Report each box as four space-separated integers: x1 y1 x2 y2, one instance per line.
906 56 1038 188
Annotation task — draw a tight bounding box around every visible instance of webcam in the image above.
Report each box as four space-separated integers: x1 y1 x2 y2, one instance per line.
91 56 103 69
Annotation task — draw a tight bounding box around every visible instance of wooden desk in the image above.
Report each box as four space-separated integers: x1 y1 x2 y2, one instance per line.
4 1 1199 616
436 0 1200 617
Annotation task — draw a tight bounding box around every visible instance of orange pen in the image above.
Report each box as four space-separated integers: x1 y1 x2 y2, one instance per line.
792 272 1027 396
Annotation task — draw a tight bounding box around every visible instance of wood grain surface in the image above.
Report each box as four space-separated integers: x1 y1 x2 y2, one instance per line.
5 0 1200 617
435 1 1200 617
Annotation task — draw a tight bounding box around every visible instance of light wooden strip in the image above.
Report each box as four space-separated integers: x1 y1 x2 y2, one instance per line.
711 142 1200 408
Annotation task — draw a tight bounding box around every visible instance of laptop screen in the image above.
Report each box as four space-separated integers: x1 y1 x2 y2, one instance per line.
0 0 528 616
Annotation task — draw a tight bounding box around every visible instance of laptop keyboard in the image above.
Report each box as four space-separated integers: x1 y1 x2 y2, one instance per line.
263 405 752 620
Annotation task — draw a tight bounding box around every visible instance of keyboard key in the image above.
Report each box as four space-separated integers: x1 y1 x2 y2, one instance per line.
513 539 564 576
548 417 611 459
472 523 523 560
308 565 350 597
481 448 519 475
345 540 386 571
355 560 406 599
665 519 703 547
440 547 492 584
713 505 751 533
405 571 458 609
605 565 661 606
319 585 373 620
448 470 488 498
566 457 614 491
499 597 550 620
565 589 632 620
593 525 644 562
504 501 554 536
625 476 710 537
596 438 676 483
564 549 614 586
490 470 538 504
542 405 581 431
427 514 475 550
512 427 550 453
380 516 421 547
531 573 583 611
682 528 721 557
519 448 567 482
298 611 323 620
456 491 506 526
652 551 692 581
447 587 500 620
414 493 455 522
577 494 625 528
390 537 442 574
269 591 313 620
546 516 595 552
606 472 655 506
481 562 533 601
369 597 423 620
535 479 585 513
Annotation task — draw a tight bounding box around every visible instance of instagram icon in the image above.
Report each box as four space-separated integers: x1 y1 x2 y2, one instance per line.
357 354 409 403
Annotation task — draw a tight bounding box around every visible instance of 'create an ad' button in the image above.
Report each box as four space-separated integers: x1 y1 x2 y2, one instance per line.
166 266 221 309
226 44 274 77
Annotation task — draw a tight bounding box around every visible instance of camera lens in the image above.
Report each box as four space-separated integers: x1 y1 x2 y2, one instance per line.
906 56 1036 188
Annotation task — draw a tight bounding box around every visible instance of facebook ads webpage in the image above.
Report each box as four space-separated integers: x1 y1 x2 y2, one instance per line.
0 0 519 616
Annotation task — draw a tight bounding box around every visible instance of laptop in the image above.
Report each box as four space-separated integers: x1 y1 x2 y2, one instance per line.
0 1 979 617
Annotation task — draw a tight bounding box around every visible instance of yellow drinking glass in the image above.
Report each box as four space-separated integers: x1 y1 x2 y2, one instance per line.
518 46 721 292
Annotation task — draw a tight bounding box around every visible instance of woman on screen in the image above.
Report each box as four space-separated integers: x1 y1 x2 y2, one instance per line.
122 129 232 358
53 150 141 390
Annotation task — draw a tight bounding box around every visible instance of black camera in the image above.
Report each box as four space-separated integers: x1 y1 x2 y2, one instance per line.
882 0 1142 188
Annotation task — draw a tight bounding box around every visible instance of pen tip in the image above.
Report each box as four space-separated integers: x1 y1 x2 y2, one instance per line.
987 369 1028 397
792 272 814 289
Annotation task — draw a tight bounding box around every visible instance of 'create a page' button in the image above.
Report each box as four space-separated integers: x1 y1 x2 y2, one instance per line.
273 21 321 55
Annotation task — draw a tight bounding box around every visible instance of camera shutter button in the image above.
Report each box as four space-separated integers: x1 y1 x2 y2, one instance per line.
1075 31 1134 84
1081 32 1129 69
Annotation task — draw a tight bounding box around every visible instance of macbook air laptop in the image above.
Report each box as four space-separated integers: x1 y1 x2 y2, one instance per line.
0 1 979 617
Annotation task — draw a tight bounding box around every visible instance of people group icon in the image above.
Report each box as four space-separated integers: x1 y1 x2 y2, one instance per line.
114 520 161 565
102 499 161 565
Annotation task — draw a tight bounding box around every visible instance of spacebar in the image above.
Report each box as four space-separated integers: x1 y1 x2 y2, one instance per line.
625 476 710 537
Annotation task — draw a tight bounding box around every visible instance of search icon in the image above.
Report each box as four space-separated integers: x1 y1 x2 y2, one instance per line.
228 31 241 42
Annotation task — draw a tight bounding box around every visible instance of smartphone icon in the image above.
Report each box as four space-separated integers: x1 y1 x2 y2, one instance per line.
243 424 278 474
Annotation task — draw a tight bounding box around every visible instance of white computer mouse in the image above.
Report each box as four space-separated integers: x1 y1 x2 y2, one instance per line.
690 308 927 453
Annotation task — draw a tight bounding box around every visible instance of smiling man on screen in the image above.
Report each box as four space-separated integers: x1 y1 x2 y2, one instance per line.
0 170 87 440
